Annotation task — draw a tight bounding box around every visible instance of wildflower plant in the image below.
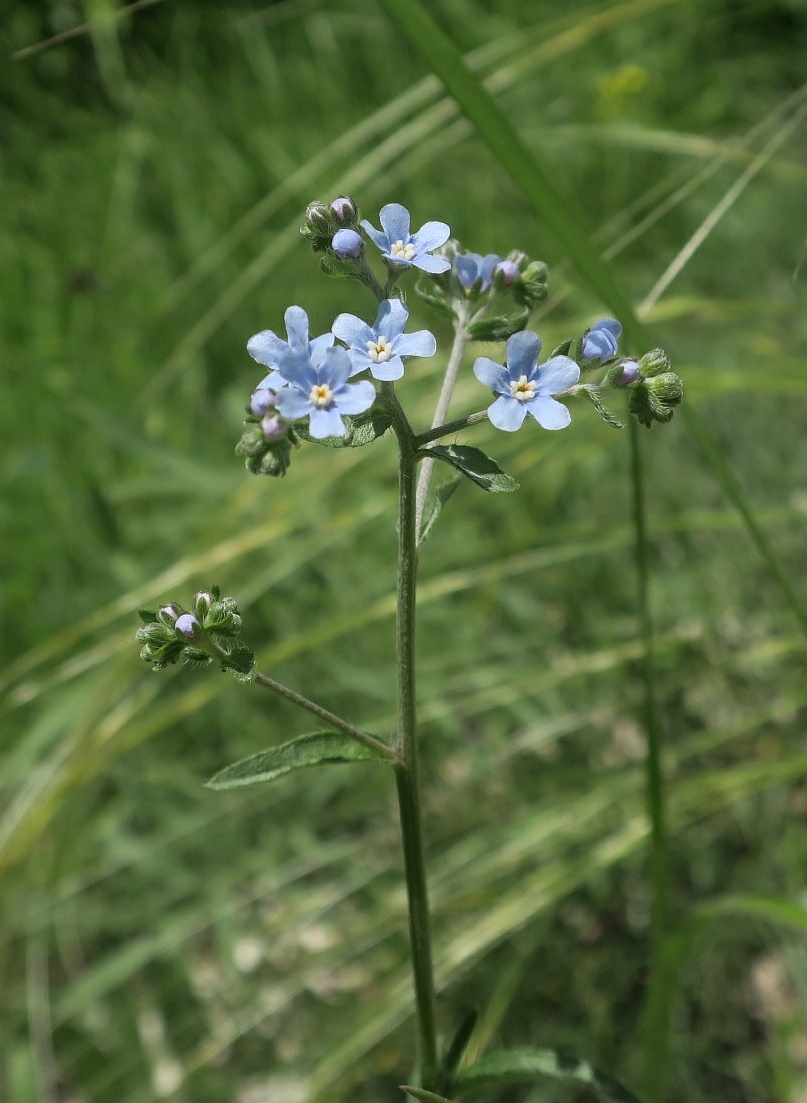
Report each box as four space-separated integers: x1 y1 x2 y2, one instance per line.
136 195 682 1102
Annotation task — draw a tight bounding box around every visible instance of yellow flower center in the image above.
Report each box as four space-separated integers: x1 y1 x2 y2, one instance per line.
367 335 392 363
510 374 536 402
388 239 416 262
309 383 334 409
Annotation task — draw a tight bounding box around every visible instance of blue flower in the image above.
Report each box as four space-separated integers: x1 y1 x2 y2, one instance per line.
455 251 501 292
360 203 451 274
247 306 334 390
473 331 580 431
580 318 622 361
331 298 435 382
274 345 376 439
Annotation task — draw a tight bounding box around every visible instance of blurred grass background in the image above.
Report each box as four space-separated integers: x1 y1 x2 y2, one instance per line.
3 0 807 1100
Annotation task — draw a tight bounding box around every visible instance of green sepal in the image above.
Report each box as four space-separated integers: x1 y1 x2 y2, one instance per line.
206 730 393 790
295 404 393 449
137 609 156 624
424 444 519 494
220 643 256 680
454 1049 642 1103
400 1088 453 1103
466 307 529 342
549 337 574 358
584 388 624 429
418 475 462 545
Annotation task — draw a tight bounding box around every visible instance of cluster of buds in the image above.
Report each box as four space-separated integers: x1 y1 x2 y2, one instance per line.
416 243 549 341
235 383 297 477
301 195 361 257
608 348 684 426
135 588 254 678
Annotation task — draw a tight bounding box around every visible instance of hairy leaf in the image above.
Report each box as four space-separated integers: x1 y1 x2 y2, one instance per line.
207 730 392 790
425 444 518 493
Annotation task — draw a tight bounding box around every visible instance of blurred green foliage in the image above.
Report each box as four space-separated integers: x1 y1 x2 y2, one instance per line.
2 1 807 1101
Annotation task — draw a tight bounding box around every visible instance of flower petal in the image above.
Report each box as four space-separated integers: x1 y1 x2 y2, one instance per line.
412 253 451 274
283 306 310 348
308 332 335 365
257 369 285 391
375 298 409 341
247 329 288 367
527 395 572 430
455 253 483 289
334 379 377 413
276 347 318 390
360 219 389 251
535 355 580 395
331 312 375 350
506 330 541 375
487 395 528 432
318 345 353 388
274 387 312 420
367 355 404 381
595 318 622 339
473 356 509 393
410 220 450 253
308 407 346 439
394 329 436 359
378 203 411 243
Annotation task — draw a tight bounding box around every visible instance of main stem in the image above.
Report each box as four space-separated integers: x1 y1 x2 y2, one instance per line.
394 430 440 1087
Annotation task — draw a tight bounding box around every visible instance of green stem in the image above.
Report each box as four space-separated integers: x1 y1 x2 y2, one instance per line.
394 422 440 1087
253 672 398 761
415 409 489 447
414 309 471 533
629 419 670 1101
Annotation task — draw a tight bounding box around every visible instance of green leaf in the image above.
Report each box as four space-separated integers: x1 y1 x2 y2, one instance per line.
466 308 529 342
206 730 393 790
295 405 393 448
425 444 518 493
400 1088 453 1103
455 1049 642 1103
137 608 156 624
418 475 462 545
442 1009 478 1081
414 275 456 320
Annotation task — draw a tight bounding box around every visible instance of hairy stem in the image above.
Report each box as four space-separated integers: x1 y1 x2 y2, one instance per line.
394 422 440 1086
253 672 397 760
414 310 471 534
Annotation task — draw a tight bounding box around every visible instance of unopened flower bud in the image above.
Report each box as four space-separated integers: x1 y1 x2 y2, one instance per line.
330 196 357 222
616 359 641 386
494 259 519 286
261 414 286 439
303 201 331 234
193 592 215 618
157 603 181 627
647 372 683 404
250 387 277 416
331 228 363 259
175 613 201 639
515 260 549 308
639 348 670 378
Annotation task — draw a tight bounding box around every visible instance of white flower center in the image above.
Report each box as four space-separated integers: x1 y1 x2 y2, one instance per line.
309 383 334 409
367 335 392 363
389 239 416 261
509 374 536 402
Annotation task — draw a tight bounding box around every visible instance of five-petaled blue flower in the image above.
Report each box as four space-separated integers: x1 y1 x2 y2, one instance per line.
473 331 580 432
455 251 501 292
247 306 334 391
331 298 436 382
580 318 622 361
361 203 451 274
274 344 376 439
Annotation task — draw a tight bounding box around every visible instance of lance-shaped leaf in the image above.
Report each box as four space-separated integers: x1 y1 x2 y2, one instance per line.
466 307 529 342
418 475 462 545
424 444 518 493
207 730 393 790
400 1088 454 1103
454 1049 642 1103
